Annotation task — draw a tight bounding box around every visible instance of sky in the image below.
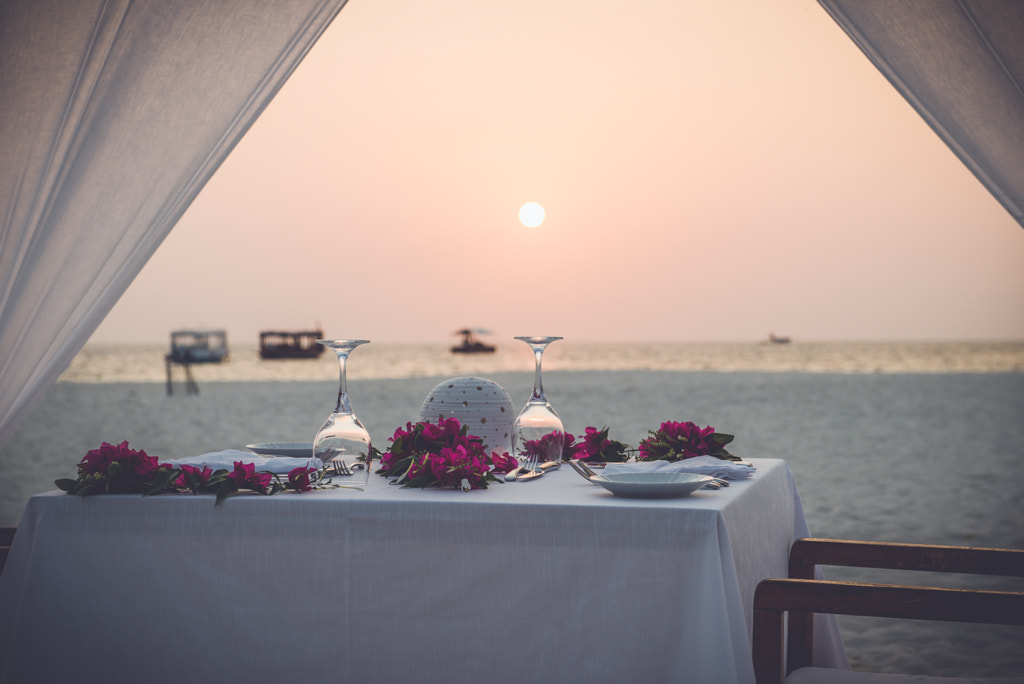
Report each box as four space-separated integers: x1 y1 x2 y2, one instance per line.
88 0 1024 346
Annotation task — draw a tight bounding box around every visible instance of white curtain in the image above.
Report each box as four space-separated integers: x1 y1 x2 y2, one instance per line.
818 0 1024 230
0 0 348 445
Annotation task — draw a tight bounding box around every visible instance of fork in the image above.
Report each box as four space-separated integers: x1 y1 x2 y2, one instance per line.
326 458 352 477
519 451 539 480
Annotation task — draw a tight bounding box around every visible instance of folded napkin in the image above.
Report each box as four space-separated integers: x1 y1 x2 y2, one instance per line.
603 456 755 480
165 450 323 475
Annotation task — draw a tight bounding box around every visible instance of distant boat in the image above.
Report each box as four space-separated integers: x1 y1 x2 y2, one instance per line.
259 330 325 359
167 329 229 364
768 332 791 344
451 328 496 354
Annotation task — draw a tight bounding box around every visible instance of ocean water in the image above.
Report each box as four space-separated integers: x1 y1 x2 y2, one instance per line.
2 341 1023 676
61 339 1024 382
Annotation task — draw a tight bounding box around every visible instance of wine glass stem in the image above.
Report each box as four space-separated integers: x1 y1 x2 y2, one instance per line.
334 350 352 414
532 346 546 401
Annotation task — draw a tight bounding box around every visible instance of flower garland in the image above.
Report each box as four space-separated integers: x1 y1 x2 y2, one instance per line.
565 426 632 463
57 420 737 503
636 420 737 462
374 417 515 491
56 441 330 506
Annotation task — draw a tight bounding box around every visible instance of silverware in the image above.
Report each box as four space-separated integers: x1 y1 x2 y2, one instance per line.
511 460 560 482
514 468 546 482
504 466 524 482
326 458 352 477
567 459 599 483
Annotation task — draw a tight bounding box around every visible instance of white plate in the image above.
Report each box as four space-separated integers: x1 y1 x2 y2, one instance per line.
591 472 713 499
246 443 314 458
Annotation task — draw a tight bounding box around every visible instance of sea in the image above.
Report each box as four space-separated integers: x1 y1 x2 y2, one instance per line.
2 340 1023 676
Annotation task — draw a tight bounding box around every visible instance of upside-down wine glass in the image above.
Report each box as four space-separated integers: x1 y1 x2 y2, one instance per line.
313 339 372 487
512 336 565 472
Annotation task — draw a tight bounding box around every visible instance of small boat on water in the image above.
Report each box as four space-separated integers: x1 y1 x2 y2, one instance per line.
451 328 496 354
167 329 229 364
768 332 791 344
259 330 325 359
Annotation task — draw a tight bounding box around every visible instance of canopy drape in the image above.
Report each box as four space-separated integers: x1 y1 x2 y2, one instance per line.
818 0 1024 230
0 0 348 445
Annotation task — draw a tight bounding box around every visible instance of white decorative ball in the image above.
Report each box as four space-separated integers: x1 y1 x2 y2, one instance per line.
420 377 515 454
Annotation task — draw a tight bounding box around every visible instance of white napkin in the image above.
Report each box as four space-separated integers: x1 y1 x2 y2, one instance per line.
165 449 323 475
603 456 755 480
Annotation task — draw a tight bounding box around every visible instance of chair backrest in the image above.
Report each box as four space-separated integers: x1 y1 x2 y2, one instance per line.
752 538 1024 684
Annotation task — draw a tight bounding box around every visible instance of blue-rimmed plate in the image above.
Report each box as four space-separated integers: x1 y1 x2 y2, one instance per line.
246 443 314 458
590 471 712 499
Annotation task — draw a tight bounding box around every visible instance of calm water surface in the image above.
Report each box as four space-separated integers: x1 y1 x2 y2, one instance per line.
61 340 1024 382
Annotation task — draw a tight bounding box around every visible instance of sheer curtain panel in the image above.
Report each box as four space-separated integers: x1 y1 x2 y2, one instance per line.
818 0 1024 229
0 0 348 445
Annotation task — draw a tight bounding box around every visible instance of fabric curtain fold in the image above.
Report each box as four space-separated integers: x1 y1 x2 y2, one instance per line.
818 0 1024 229
0 0 348 445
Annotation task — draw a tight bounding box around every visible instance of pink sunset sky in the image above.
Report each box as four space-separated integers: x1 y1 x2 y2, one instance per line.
89 0 1024 346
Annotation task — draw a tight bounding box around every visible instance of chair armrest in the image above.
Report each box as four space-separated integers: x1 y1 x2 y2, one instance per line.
753 578 1024 684
784 539 1024 672
788 538 1024 579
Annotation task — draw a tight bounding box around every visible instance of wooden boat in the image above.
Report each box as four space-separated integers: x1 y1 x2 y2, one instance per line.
259 330 325 359
451 328 496 354
167 329 229 364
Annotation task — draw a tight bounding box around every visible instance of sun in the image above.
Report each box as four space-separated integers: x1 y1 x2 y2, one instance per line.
518 202 545 228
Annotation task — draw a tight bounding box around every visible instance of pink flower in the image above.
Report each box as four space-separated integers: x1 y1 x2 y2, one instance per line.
287 467 316 492
489 451 518 474
130 451 162 477
227 461 272 492
175 464 213 488
580 426 607 458
561 432 584 460
376 418 505 490
79 441 133 474
637 420 733 462
521 431 563 460
405 454 430 481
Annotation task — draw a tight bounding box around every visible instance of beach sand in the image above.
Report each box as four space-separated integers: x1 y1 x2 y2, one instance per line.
1 369 1022 677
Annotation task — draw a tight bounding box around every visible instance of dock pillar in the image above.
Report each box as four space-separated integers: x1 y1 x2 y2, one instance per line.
165 356 200 395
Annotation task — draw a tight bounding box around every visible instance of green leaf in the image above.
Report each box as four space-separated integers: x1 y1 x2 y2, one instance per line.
55 478 79 493
144 468 180 496
708 433 735 447
213 481 239 506
76 480 107 497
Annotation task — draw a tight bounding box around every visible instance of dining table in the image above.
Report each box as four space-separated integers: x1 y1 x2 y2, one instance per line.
0 457 847 683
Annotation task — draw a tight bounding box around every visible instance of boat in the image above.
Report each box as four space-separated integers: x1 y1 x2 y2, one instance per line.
167 329 229 364
451 328 496 354
259 330 325 359
768 332 791 344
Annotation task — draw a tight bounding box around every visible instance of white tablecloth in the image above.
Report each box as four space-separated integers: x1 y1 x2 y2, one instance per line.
0 458 846 683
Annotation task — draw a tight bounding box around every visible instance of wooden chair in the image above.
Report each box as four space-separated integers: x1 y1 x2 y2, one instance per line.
753 538 1024 684
0 527 15 574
